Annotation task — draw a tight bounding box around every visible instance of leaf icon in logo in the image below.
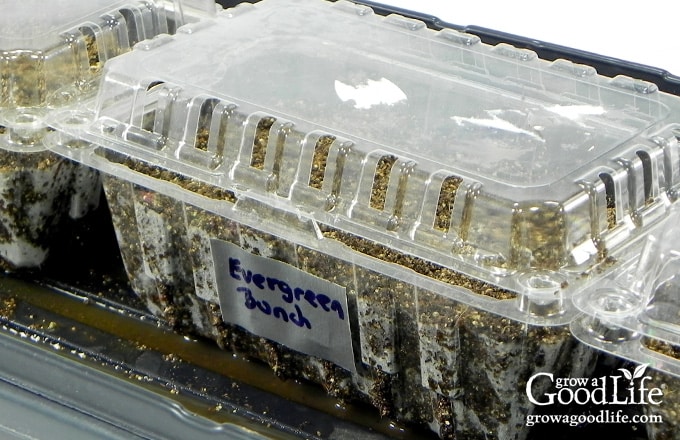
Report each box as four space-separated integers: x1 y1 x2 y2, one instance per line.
633 363 649 379
618 368 633 381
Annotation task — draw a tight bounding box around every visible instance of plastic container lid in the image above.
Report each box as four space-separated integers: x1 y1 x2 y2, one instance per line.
0 0 218 151
572 203 680 377
47 0 680 324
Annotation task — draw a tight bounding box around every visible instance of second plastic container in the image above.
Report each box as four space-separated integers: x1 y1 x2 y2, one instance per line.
0 0 217 269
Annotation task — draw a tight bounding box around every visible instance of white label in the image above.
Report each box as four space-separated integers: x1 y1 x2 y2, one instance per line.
211 239 356 373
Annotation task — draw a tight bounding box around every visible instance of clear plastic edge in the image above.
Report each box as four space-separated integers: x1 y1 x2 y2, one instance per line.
0 327 270 440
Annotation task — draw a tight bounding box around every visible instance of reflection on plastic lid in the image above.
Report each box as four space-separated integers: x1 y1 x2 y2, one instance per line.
451 110 545 143
334 77 407 109
545 104 605 119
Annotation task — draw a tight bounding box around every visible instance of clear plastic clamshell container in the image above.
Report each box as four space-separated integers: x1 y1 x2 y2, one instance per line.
46 0 680 438
572 204 680 439
0 0 217 269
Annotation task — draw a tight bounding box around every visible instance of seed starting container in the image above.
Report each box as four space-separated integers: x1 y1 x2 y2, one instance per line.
572 204 680 440
0 0 217 270
47 0 680 438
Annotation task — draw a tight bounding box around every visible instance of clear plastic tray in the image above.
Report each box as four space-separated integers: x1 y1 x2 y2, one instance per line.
45 0 680 438
0 0 217 269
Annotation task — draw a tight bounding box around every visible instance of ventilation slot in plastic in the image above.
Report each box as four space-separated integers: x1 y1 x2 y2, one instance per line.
387 161 416 231
122 80 172 151
250 116 275 170
599 172 617 229
141 81 165 133
119 8 142 46
369 155 397 210
434 176 463 233
79 26 101 72
146 80 164 90
268 121 293 192
178 97 236 171
194 98 220 151
636 150 654 205
326 141 352 212
309 135 335 190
